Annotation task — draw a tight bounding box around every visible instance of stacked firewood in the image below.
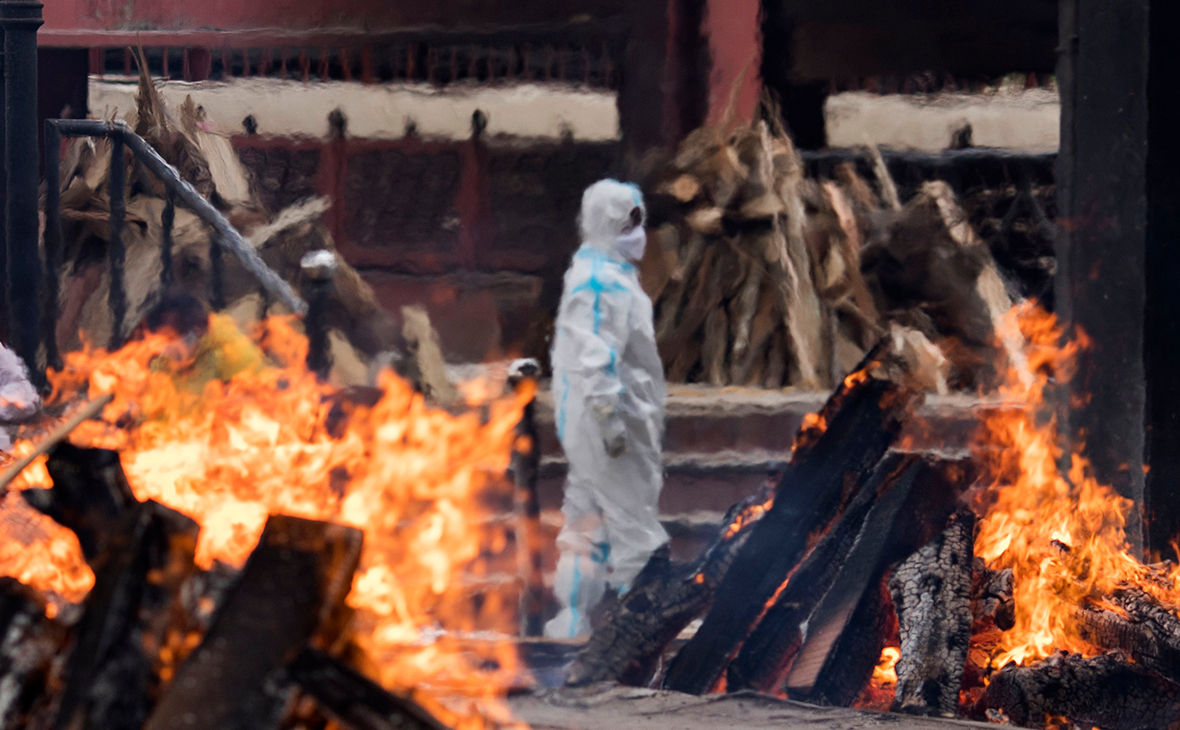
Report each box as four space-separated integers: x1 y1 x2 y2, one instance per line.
570 338 1180 730
640 113 1027 391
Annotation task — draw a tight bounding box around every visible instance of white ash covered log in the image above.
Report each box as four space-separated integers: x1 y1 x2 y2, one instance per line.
887 509 975 717
983 650 1180 730
1077 585 1180 684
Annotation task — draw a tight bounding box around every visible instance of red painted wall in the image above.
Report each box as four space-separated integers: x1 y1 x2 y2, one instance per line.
42 0 628 45
702 0 762 129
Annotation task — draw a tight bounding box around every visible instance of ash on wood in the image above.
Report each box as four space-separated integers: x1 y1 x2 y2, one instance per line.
1077 585 1180 683
661 348 917 695
983 651 1180 730
288 647 449 730
145 515 362 730
566 485 772 687
971 560 1014 632
888 509 975 718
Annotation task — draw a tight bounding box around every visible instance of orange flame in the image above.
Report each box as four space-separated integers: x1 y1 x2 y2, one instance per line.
972 302 1179 670
871 646 900 685
1 315 529 728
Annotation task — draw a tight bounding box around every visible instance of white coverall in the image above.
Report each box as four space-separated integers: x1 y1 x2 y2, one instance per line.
0 344 39 451
545 179 669 639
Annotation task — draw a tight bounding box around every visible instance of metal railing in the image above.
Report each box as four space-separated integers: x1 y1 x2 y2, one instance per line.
43 119 310 374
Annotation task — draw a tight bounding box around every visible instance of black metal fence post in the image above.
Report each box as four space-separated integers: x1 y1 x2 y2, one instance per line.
160 188 175 288
2 0 43 384
507 358 544 636
107 129 127 350
301 250 336 379
208 233 225 311
42 120 61 371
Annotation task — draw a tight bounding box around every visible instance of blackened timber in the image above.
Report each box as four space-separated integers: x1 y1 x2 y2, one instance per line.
661 354 917 695
786 455 971 706
983 651 1180 730
727 453 906 693
888 510 975 717
145 515 362 730
782 454 922 698
23 444 194 730
52 499 200 730
971 560 1015 632
1077 585 1180 684
566 484 772 687
24 443 138 560
1056 0 1149 551
288 648 449 730
0 579 66 730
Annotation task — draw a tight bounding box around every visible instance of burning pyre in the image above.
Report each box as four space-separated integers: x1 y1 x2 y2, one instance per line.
0 315 530 729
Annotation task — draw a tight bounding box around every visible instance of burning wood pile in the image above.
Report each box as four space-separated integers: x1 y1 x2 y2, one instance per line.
568 304 1180 730
639 108 1028 391
0 317 532 729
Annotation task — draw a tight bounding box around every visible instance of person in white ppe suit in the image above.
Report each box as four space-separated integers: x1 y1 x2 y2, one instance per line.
545 179 669 639
0 344 39 452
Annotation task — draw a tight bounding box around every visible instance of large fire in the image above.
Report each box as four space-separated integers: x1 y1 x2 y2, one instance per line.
0 315 530 729
973 301 1180 670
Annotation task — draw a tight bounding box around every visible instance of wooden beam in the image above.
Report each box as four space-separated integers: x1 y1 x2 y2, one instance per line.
1144 0 1180 555
145 516 362 730
1054 0 1149 553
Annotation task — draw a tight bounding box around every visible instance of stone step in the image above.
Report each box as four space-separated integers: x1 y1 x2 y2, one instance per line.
533 384 1012 459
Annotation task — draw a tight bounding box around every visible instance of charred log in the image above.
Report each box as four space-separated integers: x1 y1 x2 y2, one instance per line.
662 346 919 695
1077 585 1180 684
0 580 66 730
784 455 969 705
887 509 975 718
288 647 449 730
145 515 362 730
51 502 199 730
22 444 200 730
807 576 895 707
983 651 1180 730
725 455 889 693
566 484 772 687
971 559 1015 632
23 443 138 560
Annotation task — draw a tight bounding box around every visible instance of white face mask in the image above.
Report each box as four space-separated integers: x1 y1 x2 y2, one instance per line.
613 226 647 261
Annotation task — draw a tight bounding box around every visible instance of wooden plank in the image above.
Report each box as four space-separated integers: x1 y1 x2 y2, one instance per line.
661 346 918 695
727 452 912 694
787 456 970 707
1056 0 1149 552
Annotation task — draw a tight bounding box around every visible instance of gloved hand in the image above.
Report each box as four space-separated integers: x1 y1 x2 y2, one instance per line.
594 403 627 458
604 430 626 458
